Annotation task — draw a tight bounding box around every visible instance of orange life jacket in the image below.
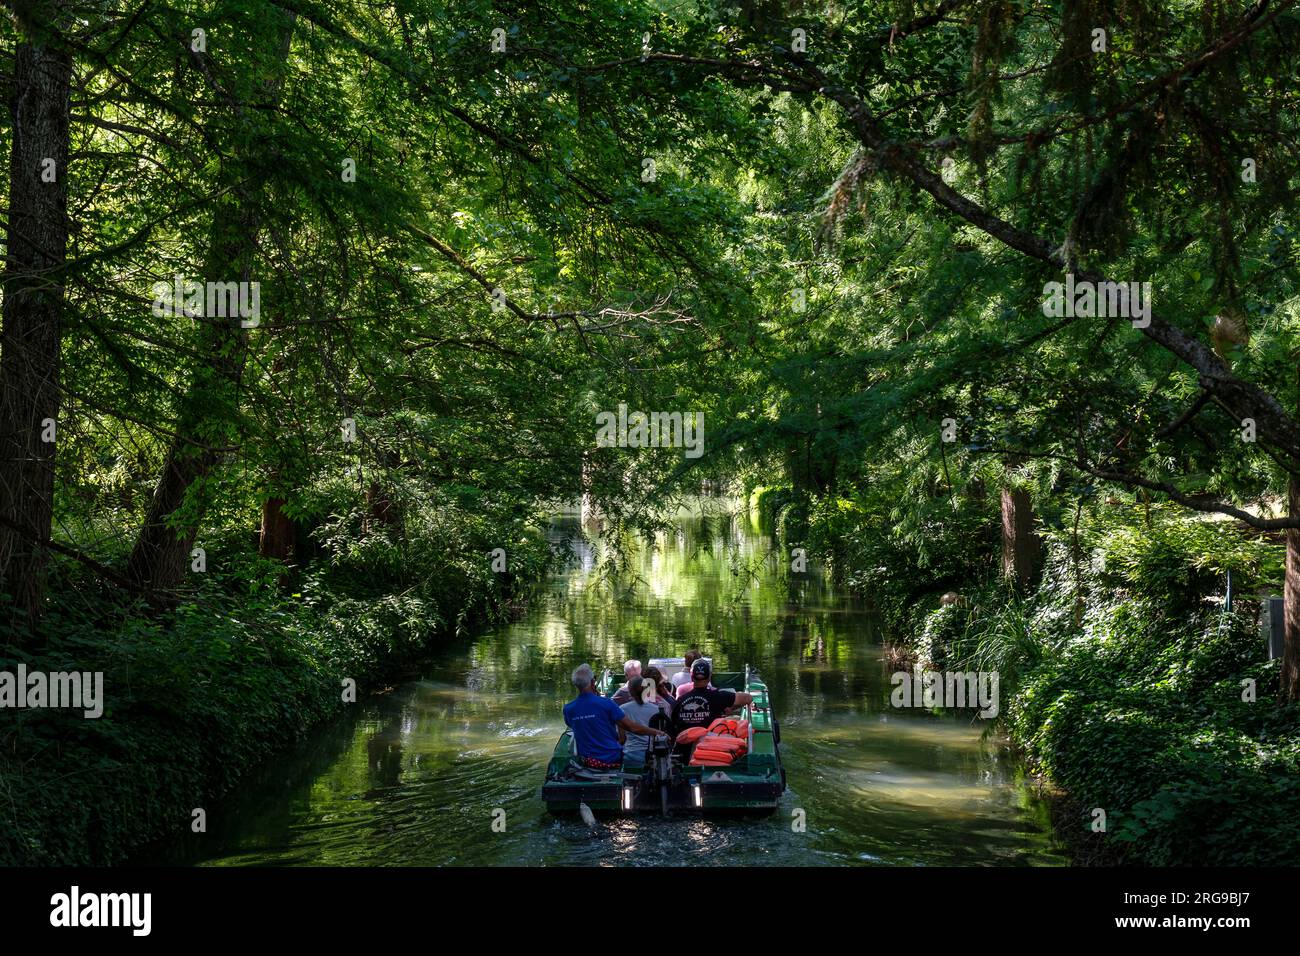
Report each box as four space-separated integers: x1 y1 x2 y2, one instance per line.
694 736 747 755
675 726 710 746
707 718 750 739
689 751 736 766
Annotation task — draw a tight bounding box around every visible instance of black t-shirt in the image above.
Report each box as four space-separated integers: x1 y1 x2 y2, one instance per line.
671 686 737 730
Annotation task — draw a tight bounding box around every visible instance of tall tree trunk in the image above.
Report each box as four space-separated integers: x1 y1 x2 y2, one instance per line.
126 14 295 590
125 204 258 588
364 482 401 532
0 20 72 635
1001 486 1041 591
257 359 295 564
1283 474 1300 701
259 496 295 561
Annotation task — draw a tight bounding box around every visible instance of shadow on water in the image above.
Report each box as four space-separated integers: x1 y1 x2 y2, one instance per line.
141 502 1067 867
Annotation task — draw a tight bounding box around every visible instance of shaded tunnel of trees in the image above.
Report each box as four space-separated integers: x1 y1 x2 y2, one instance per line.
2 0 1300 865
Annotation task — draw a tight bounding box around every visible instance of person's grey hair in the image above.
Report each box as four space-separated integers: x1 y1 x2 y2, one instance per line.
572 664 594 690
624 659 641 676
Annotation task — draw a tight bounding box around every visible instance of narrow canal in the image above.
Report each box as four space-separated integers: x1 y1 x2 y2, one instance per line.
145 504 1065 866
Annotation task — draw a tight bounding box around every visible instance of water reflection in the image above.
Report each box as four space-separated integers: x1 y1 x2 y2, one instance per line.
146 504 1065 867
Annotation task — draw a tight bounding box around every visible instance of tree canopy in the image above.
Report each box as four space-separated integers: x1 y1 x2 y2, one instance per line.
1 0 1299 689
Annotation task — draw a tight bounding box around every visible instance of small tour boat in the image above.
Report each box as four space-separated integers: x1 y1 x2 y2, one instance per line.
542 659 786 815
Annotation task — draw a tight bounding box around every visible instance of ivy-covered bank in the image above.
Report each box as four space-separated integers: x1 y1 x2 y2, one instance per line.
776 488 1300 866
0 502 550 867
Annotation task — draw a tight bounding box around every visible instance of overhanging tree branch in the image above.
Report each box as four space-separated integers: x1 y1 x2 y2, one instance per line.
566 23 1300 468
985 447 1297 530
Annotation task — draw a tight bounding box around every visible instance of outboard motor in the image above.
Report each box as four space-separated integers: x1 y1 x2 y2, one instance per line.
648 713 674 814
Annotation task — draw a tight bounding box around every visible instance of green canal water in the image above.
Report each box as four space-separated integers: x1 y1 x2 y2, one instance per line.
147 505 1066 866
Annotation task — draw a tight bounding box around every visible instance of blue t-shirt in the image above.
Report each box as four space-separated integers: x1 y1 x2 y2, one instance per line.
563 691 625 763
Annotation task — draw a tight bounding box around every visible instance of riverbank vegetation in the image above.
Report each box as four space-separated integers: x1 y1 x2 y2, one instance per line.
2 495 550 864
790 483 1300 864
3 0 1300 864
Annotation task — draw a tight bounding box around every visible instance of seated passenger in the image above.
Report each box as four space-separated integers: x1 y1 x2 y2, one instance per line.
642 666 676 715
609 659 641 704
618 677 663 764
670 650 700 691
671 659 752 732
564 664 666 770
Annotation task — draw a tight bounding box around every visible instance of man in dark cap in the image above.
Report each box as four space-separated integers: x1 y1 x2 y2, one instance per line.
670 658 753 732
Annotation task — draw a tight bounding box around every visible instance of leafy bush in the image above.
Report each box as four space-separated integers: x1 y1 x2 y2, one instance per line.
0 500 551 866
1009 608 1300 865
1089 505 1282 610
837 494 1298 865
810 488 997 635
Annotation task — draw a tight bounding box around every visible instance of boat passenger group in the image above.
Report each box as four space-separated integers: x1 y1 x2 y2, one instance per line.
562 650 754 770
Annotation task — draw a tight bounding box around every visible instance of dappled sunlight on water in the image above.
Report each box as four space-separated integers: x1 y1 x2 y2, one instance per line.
142 504 1065 867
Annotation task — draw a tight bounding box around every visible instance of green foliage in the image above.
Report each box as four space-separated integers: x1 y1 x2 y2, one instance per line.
1090 506 1283 609
1009 607 1300 865
807 483 998 634
6 0 1300 868
863 496 1298 865
0 501 550 866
